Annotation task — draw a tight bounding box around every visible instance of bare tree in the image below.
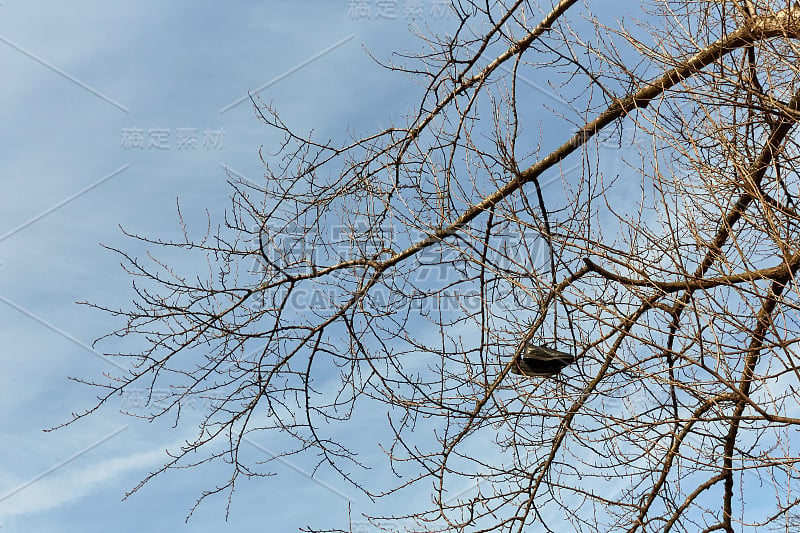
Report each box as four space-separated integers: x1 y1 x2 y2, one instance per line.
67 1 800 531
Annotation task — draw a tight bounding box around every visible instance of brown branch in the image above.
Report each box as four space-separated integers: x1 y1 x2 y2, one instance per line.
583 253 800 293
721 268 800 531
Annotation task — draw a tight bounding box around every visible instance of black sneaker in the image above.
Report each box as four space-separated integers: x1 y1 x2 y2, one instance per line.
511 343 575 377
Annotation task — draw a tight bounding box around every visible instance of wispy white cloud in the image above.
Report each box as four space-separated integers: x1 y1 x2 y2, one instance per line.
0 438 169 520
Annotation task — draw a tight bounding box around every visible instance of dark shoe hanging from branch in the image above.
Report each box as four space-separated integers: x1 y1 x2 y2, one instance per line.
512 343 576 377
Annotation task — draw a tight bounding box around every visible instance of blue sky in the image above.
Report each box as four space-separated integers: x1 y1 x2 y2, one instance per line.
0 2 445 531
2 1 781 532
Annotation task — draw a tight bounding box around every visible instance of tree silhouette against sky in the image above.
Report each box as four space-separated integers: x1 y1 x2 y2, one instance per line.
69 1 800 531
